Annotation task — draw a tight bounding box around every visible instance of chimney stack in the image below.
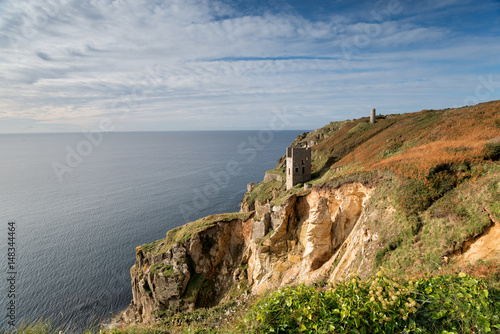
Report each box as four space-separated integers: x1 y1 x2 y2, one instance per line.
370 108 376 124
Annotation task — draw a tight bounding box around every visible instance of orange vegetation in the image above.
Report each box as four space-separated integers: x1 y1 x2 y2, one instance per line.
313 100 500 179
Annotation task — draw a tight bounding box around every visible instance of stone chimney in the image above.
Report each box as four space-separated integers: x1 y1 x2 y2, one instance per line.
370 108 376 124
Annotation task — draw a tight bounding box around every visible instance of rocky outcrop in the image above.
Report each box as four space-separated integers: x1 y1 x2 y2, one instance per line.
246 182 257 192
117 183 376 325
247 183 374 293
263 171 283 183
453 206 500 266
116 214 253 324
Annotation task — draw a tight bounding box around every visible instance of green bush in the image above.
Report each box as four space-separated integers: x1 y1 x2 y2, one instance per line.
485 140 500 160
396 178 436 214
241 272 500 334
397 163 473 215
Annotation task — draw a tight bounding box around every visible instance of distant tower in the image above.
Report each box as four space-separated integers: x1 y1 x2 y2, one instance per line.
286 146 312 190
370 108 376 124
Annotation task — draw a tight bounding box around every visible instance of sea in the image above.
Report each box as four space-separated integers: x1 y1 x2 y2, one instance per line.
0 130 303 331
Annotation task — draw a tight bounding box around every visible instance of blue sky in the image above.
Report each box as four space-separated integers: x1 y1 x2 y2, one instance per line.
0 0 499 133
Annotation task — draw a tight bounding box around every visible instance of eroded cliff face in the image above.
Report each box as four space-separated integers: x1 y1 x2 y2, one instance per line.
246 183 374 293
118 217 251 324
117 183 378 324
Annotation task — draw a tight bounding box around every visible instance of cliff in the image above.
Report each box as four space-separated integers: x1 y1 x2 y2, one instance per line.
116 183 379 324
116 212 252 323
114 101 500 328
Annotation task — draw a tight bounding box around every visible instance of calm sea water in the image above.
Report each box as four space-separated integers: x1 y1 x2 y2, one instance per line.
0 131 302 330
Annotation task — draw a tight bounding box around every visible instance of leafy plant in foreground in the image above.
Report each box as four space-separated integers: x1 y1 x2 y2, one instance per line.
241 272 500 334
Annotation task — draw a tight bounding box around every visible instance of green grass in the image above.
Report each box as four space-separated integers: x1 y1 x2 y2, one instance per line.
270 184 309 207
181 273 206 304
150 263 175 276
244 179 284 208
265 168 285 179
347 119 371 134
142 212 253 255
5 318 106 334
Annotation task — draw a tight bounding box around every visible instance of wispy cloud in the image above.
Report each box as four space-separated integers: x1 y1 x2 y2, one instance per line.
0 0 499 132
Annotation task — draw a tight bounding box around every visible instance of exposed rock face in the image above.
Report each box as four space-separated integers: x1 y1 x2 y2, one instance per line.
263 171 283 183
117 183 376 324
454 207 500 266
247 182 257 192
117 217 251 324
127 243 191 323
247 183 374 293
455 223 500 266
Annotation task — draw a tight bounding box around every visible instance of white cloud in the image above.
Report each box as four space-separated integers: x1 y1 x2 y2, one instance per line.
0 0 498 132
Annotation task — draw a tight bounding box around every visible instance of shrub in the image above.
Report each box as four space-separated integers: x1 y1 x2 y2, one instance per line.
241 272 500 334
485 138 500 160
397 162 473 215
396 178 436 214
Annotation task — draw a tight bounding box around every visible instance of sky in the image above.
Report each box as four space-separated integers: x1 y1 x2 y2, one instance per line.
0 0 499 133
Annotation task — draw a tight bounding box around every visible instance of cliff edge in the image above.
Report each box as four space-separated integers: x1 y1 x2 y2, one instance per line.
114 101 500 327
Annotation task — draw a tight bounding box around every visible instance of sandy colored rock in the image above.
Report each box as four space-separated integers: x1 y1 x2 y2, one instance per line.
455 217 500 266
118 183 380 324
